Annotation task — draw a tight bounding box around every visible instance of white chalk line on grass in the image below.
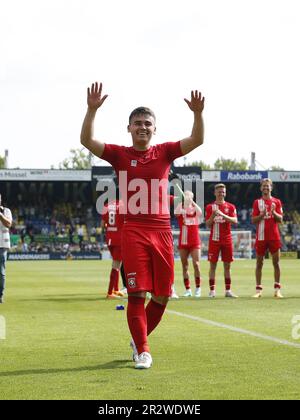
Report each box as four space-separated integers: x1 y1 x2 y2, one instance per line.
167 310 300 349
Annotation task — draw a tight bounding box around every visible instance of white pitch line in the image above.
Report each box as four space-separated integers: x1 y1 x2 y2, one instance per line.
167 310 300 349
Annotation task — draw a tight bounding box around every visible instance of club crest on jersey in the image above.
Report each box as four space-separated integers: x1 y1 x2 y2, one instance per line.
131 160 137 167
128 278 136 288
127 273 137 288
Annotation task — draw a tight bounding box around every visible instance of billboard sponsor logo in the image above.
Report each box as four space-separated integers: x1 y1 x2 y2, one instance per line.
222 171 268 182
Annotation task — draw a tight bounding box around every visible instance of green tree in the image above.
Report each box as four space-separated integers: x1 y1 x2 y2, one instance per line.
59 148 92 169
269 165 285 171
214 157 249 170
190 160 212 170
0 155 5 169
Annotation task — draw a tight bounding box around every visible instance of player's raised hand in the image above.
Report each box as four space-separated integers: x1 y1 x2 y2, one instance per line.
87 82 108 110
184 90 205 113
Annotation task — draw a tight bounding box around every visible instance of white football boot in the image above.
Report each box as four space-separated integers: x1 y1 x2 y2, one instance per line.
135 352 153 369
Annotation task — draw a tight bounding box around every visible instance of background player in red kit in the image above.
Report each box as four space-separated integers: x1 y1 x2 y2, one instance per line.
175 190 203 297
80 82 205 369
205 183 238 298
101 199 124 298
252 178 283 298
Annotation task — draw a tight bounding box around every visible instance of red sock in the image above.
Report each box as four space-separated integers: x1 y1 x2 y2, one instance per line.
146 299 167 336
274 282 281 289
127 296 149 355
112 268 119 291
195 277 201 288
107 269 118 295
209 279 215 291
225 277 231 291
184 278 191 290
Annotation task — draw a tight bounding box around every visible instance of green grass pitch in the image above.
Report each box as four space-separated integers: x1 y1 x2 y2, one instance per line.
0 259 300 400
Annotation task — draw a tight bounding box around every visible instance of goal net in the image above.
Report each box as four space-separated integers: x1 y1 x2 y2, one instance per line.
172 230 253 260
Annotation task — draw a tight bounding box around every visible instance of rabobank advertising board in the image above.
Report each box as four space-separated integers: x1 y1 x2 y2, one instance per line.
221 171 269 182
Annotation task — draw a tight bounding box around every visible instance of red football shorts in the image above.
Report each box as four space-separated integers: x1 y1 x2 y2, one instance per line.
108 245 122 261
208 241 234 263
255 240 281 256
121 227 174 297
178 243 201 252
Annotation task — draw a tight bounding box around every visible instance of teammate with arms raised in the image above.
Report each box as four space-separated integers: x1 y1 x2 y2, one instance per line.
205 184 238 298
175 190 203 297
252 178 283 298
80 82 205 369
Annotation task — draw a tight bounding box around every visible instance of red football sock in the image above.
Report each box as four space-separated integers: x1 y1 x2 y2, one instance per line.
256 285 263 291
195 277 201 288
209 279 215 291
112 268 120 291
184 277 191 290
127 296 149 355
225 277 231 291
107 269 118 295
274 282 281 289
146 299 167 336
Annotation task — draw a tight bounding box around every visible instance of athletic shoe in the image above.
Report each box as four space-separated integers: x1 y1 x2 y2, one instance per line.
183 289 192 297
225 290 238 298
113 290 125 297
274 290 284 299
135 352 153 369
130 339 139 362
208 290 216 298
106 293 121 299
195 287 201 298
171 289 179 299
252 291 262 298
120 287 127 295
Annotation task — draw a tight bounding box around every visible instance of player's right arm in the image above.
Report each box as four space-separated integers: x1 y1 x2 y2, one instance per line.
205 205 216 228
251 200 266 224
80 82 108 158
0 208 12 228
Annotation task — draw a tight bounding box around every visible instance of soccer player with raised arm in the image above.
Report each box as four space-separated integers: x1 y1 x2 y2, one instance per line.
80 82 205 369
205 184 238 298
251 178 284 298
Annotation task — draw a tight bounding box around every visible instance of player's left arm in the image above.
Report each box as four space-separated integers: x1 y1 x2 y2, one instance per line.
217 207 238 225
180 90 205 155
271 201 283 223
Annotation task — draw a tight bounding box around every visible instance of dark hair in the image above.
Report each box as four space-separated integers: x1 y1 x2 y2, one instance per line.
128 107 156 124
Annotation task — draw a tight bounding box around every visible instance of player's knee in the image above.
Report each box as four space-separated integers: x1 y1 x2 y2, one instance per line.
256 259 264 269
152 295 169 305
193 261 200 271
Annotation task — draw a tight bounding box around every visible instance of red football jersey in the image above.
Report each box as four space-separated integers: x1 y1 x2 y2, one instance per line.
252 197 283 241
205 201 237 243
101 142 183 229
102 200 124 246
175 204 201 247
